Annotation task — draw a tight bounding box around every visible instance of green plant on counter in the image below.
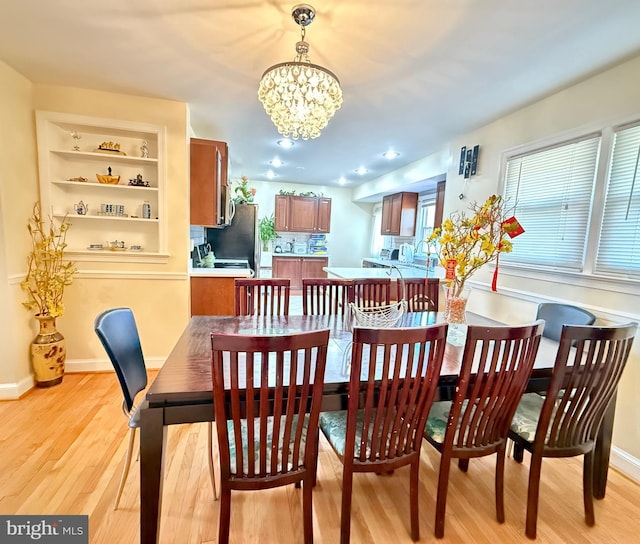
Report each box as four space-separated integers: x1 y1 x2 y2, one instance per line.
259 214 278 251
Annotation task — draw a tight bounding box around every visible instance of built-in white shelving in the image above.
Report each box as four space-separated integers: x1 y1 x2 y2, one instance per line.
36 111 169 262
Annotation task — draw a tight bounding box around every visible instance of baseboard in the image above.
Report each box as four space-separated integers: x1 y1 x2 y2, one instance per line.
65 356 165 372
0 374 35 400
610 446 640 484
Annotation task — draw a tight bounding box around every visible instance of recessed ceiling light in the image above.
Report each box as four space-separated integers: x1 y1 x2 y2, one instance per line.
383 150 400 160
265 170 276 179
269 157 284 167
355 166 368 175
338 177 347 185
277 139 294 149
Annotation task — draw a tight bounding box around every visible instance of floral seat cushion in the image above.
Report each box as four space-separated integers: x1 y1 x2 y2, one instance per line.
319 408 400 458
226 414 309 475
510 392 562 442
424 401 453 444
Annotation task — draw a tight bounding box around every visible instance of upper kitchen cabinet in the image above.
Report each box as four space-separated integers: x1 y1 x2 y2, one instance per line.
35 110 168 263
190 138 228 227
274 195 332 233
381 192 418 236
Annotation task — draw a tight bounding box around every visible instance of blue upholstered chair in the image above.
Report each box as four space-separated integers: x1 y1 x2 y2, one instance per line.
95 307 217 508
536 303 596 341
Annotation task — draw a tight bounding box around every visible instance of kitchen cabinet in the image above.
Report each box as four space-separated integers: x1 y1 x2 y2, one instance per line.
190 277 236 315
35 110 167 262
190 138 228 227
381 192 418 236
272 256 328 290
274 195 331 233
434 180 446 228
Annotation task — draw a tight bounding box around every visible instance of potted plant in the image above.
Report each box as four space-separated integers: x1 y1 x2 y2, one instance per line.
20 202 76 387
259 214 278 251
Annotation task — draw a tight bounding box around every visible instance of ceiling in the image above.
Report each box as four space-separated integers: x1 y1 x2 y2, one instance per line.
2 0 640 192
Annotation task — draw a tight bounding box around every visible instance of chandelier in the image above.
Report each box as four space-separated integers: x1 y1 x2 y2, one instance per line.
258 4 343 140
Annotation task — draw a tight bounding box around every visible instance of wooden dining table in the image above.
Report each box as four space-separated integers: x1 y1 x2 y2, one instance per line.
139 311 617 544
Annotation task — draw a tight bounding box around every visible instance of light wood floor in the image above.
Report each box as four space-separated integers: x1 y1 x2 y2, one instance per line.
2 372 640 543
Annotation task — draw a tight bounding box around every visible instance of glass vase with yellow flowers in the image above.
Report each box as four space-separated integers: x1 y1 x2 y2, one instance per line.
428 195 518 342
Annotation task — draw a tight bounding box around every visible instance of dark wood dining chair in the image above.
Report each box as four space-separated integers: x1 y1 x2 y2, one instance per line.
210 329 330 544
95 308 218 508
320 324 449 543
509 322 637 539
424 320 545 538
302 278 355 316
536 302 596 341
234 278 290 316
403 277 439 312
352 277 391 308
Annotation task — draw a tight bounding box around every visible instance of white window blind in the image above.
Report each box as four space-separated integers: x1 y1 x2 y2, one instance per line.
595 124 640 278
501 136 599 270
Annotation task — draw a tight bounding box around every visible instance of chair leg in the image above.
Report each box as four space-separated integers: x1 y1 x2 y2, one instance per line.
525 453 544 539
207 422 219 500
495 446 506 523
513 439 525 463
218 486 232 544
434 456 452 538
583 451 595 526
340 468 354 544
114 427 137 510
457 459 469 472
410 460 420 541
303 475 314 544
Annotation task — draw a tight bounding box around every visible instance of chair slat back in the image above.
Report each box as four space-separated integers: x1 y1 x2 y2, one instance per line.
352 278 391 308
94 307 147 413
346 325 448 464
446 321 544 452
404 278 439 312
536 322 636 452
302 278 355 316
235 278 290 316
211 330 329 482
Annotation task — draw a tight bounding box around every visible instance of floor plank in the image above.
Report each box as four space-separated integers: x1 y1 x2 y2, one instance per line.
1 372 639 543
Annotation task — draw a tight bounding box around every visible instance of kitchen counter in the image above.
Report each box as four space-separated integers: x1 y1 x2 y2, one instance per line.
324 266 443 280
188 266 253 278
272 253 329 258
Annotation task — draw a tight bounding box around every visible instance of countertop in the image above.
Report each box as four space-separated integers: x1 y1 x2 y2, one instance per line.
188 266 253 278
324 266 443 280
272 253 329 258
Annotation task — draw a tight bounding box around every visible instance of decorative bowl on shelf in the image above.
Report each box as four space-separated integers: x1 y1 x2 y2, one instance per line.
96 166 120 184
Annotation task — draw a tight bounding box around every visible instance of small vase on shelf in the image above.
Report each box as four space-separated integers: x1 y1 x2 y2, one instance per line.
443 285 470 346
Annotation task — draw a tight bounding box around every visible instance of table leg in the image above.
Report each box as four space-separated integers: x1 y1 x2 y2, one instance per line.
140 405 167 544
593 392 616 499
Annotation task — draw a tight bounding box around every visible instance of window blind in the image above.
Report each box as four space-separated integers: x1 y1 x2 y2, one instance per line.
595 124 640 278
501 136 599 270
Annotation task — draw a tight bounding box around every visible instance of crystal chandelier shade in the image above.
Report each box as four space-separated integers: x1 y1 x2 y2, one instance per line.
258 5 342 140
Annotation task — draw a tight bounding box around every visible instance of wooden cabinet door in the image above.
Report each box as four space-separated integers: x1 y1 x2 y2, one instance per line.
389 194 403 235
380 192 418 236
274 195 290 232
434 180 446 228
315 198 332 232
272 256 302 289
301 258 328 280
190 277 236 316
289 197 317 232
190 138 227 227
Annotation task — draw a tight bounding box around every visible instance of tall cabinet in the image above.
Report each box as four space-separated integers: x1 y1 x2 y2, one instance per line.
35 111 168 262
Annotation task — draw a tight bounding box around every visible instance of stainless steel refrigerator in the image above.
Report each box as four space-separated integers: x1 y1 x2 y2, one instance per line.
205 203 261 274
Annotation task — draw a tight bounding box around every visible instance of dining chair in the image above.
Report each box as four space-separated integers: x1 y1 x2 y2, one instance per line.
234 278 291 316
403 277 439 312
94 308 218 508
536 302 596 341
320 324 449 543
424 320 545 538
211 328 330 544
509 322 637 538
352 277 391 308
302 278 355 316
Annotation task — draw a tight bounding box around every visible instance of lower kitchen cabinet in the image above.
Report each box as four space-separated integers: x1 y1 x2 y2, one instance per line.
272 256 328 290
190 276 236 315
